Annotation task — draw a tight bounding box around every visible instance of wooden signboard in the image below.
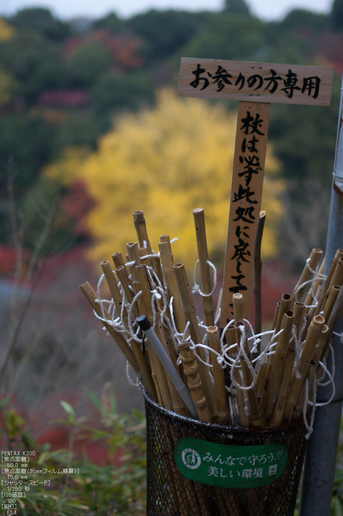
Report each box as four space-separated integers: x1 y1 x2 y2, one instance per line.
178 58 334 326
179 58 333 106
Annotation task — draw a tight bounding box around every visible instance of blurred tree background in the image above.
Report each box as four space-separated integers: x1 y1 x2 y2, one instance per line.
0 0 342 451
0 2 341 268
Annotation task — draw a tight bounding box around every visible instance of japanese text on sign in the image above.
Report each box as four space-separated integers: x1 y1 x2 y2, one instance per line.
178 58 334 106
175 438 288 489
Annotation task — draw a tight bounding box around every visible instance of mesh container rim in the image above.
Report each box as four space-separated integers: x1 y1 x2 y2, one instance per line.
142 386 306 436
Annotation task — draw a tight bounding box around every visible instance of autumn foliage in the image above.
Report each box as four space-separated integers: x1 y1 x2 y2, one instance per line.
47 89 284 268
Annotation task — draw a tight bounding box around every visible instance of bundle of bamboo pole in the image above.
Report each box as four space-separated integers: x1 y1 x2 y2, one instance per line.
80 209 343 430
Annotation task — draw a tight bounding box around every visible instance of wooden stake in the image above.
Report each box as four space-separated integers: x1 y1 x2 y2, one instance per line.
193 208 215 327
206 325 229 425
283 314 325 422
291 248 323 303
178 341 212 423
254 211 266 337
79 282 139 374
133 211 152 254
173 262 217 421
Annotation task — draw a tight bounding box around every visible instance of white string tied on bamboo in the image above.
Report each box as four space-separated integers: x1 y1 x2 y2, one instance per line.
302 343 336 439
127 290 145 344
95 273 127 333
229 324 257 392
293 324 306 380
294 257 326 304
126 360 140 389
192 259 217 297
317 342 336 387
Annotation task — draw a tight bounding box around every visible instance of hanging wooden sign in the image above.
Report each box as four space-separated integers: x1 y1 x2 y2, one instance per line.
178 58 333 106
178 58 334 324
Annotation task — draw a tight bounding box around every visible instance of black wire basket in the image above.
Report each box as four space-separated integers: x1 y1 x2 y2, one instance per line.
144 389 308 516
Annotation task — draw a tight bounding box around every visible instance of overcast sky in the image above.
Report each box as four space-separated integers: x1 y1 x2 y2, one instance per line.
0 0 334 22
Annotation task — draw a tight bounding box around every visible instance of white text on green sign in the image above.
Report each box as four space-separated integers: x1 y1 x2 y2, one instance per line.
174 437 288 488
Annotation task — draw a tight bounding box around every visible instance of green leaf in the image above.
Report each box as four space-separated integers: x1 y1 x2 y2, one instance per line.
85 388 103 410
334 498 343 516
60 400 75 424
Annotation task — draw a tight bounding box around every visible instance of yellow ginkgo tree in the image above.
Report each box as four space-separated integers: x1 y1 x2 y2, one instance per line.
46 89 284 269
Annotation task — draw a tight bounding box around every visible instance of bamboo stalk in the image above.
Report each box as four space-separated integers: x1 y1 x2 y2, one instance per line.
126 241 141 281
323 284 341 322
133 210 152 254
112 251 126 269
159 241 186 333
233 293 244 323
80 282 139 374
313 249 343 317
173 262 217 421
150 254 164 286
291 248 324 303
293 301 306 338
178 341 212 423
101 260 125 319
325 256 343 298
283 314 325 423
234 322 260 425
206 325 229 425
304 258 326 308
275 293 292 333
270 316 296 426
254 211 266 337
160 234 174 263
225 326 249 427
263 310 294 421
193 208 214 327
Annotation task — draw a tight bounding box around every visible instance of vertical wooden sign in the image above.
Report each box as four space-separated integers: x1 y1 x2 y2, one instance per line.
178 58 334 327
221 101 270 323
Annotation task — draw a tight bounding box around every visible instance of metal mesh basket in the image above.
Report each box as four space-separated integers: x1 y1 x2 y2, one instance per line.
144 389 308 516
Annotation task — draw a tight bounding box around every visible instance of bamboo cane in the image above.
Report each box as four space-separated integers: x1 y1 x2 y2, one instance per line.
304 258 326 308
283 314 325 423
133 210 152 254
173 262 217 421
293 301 306 338
293 359 318 421
233 293 244 323
275 293 292 333
134 264 176 411
178 341 212 423
206 325 229 425
150 254 164 286
312 249 343 317
126 241 141 281
101 260 125 319
225 326 249 427
193 208 215 327
263 310 294 421
234 321 261 425
313 324 330 364
270 316 296 426
256 293 292 399
325 256 343 298
112 251 126 269
79 282 139 374
159 241 186 333
291 248 324 303
136 264 188 415
160 234 174 263
323 284 341 323
254 211 266 338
